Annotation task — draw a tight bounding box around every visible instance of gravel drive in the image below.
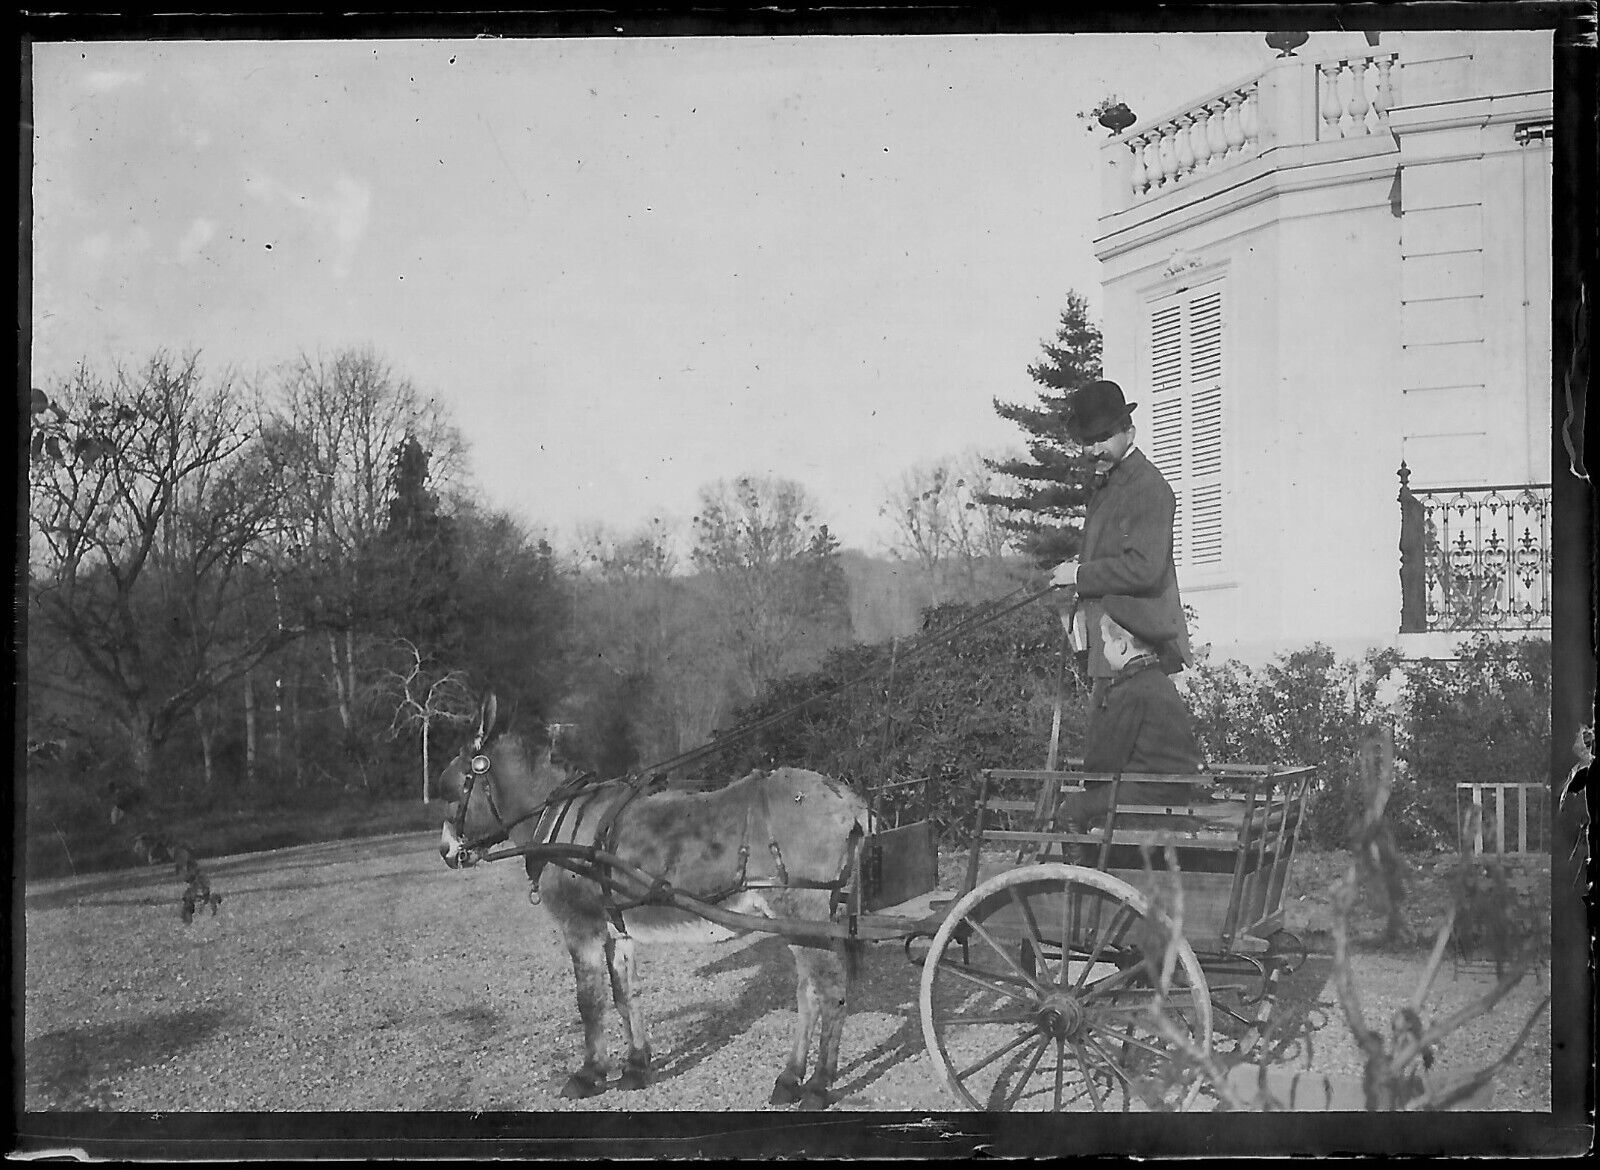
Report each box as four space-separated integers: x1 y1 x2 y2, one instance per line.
21 832 1553 1116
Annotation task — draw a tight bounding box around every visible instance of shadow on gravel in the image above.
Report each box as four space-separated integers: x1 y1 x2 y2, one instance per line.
24 833 440 912
27 861 432 913
645 935 794 1084
26 1005 237 1109
437 1003 505 1048
1214 955 1339 1067
829 944 934 1100
639 934 930 1099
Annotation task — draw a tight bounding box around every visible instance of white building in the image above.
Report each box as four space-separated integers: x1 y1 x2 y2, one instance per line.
1092 31 1554 665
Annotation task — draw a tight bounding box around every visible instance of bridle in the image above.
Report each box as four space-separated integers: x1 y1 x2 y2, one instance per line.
448 732 600 863
449 736 522 858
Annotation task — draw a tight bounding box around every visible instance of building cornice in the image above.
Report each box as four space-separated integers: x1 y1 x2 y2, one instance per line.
1386 90 1554 136
1093 138 1398 263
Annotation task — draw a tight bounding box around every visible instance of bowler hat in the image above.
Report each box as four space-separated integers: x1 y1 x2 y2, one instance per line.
1069 380 1138 444
1100 594 1181 649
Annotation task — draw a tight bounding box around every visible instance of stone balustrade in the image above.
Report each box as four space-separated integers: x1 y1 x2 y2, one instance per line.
1121 82 1260 201
1315 51 1398 140
1103 49 1403 210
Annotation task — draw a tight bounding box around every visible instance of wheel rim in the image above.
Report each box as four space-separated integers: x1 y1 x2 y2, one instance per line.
919 863 1212 1112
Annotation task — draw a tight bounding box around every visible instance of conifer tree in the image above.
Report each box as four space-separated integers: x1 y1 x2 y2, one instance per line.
979 291 1102 566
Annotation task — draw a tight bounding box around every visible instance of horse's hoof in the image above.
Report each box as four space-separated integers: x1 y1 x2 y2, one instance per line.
560 1073 607 1099
616 1067 653 1092
798 1088 834 1111
769 1077 803 1106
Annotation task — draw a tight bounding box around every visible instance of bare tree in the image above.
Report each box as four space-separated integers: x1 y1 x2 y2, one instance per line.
691 475 845 696
881 460 958 605
262 348 465 754
383 638 475 802
881 451 1018 605
568 518 737 765
28 352 296 791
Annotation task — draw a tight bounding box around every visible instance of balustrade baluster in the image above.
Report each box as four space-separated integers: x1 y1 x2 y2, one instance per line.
1143 137 1162 190
1223 92 1245 154
1373 54 1394 126
1158 126 1180 186
1347 59 1370 136
1190 108 1213 170
1319 61 1344 139
1206 102 1228 161
1127 135 1148 197
1175 114 1196 176
1240 86 1259 152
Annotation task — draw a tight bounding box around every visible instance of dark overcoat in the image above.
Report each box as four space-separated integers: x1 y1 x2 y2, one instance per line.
1083 659 1206 783
1074 447 1193 678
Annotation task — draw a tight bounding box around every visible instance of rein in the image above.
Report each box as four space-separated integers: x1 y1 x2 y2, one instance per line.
450 581 1065 919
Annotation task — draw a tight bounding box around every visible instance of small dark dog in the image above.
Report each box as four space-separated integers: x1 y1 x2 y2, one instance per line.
176 850 222 924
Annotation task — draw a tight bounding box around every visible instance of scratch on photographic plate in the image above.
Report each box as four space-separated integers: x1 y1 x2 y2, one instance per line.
13 1150 92 1162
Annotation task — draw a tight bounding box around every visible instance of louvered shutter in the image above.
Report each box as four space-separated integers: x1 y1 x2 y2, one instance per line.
1187 289 1224 565
1145 282 1225 569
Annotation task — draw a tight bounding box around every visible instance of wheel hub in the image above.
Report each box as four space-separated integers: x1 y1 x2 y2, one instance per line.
1035 991 1086 1040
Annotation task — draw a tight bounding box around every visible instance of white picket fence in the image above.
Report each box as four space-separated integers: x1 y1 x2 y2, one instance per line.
1456 782 1548 855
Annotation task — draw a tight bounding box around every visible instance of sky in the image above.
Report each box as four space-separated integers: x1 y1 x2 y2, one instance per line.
30 31 1293 553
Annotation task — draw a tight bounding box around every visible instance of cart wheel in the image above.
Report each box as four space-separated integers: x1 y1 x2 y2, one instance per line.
919 863 1213 1112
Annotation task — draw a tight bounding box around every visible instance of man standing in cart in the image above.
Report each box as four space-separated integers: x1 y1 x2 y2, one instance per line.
1048 379 1192 704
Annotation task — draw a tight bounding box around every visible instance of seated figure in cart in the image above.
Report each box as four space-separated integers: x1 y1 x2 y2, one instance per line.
1059 594 1225 866
1083 593 1210 798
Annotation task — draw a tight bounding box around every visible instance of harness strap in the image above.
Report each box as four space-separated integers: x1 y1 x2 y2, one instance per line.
751 776 785 886
589 780 652 923
510 769 859 921
523 775 613 888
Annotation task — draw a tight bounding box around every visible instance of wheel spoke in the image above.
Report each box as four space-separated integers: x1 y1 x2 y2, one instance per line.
1058 882 1077 987
999 1034 1051 1110
1095 1024 1183 1064
1008 885 1056 985
964 914 1046 994
1069 1038 1106 1111
1076 961 1144 1002
1076 904 1136 990
1052 1036 1066 1112
938 1008 1040 1027
1089 983 1203 1012
955 1025 1040 1082
1084 1032 1139 1090
935 957 1039 1003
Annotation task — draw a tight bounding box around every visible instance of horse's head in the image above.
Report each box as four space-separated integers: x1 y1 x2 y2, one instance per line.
439 692 566 869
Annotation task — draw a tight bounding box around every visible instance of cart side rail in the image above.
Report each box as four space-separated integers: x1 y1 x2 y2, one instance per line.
964 761 1318 947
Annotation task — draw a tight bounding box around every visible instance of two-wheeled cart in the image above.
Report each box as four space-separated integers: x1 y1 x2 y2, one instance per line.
494 753 1313 1112
457 585 1315 1111
864 758 1316 1110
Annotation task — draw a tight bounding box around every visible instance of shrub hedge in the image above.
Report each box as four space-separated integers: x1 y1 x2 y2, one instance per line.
709 600 1551 852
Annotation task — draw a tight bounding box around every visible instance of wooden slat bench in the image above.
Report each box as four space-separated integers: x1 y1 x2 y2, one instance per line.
962 762 1317 952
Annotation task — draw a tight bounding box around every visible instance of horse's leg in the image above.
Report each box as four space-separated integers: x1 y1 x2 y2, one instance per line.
771 944 821 1105
793 943 853 1111
560 928 613 1099
606 932 653 1091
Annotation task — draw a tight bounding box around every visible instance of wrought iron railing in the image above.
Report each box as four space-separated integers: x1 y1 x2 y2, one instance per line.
1397 464 1552 633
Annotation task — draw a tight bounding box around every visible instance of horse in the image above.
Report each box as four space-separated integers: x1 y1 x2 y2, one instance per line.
437 692 873 1110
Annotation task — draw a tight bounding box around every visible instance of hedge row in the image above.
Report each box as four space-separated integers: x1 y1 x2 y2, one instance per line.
708 600 1551 852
